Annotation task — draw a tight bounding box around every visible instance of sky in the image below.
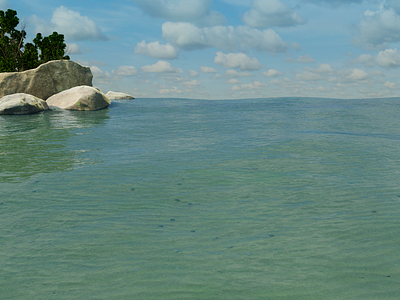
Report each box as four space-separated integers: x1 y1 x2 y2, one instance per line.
2 0 400 99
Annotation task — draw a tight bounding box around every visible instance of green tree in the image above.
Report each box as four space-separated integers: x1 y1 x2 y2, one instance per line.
0 9 69 73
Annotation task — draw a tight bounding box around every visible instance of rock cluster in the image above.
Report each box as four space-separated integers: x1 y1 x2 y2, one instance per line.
0 93 49 115
0 60 93 100
47 86 111 111
106 91 135 99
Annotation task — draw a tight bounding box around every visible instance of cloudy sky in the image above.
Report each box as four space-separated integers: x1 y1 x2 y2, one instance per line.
3 0 400 99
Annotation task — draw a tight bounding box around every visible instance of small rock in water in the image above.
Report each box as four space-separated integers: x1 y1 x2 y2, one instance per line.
190 230 195 232
371 211 377 213
269 235 275 237
227 246 233 248
188 203 192 205
175 199 180 201
159 225 164 227
170 219 175 221
212 237 218 239
130 188 135 191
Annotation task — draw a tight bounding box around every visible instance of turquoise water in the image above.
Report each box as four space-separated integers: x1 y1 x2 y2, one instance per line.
1 97 400 299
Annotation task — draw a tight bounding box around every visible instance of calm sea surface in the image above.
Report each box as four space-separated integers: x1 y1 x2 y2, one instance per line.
1 97 400 299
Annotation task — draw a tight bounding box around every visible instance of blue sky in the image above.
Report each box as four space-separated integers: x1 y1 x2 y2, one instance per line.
2 0 400 99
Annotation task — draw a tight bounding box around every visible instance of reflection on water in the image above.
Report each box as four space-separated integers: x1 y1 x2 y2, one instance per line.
0 108 110 183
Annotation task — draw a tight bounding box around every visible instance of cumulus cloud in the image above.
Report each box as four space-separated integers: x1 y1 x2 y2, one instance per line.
162 22 288 53
224 69 254 78
188 70 199 77
200 66 218 73
113 66 138 77
91 66 111 80
134 40 178 59
261 69 283 77
132 0 225 26
347 69 368 81
182 80 201 86
375 48 400 68
242 0 306 29
159 86 182 94
141 61 183 73
66 43 82 54
302 0 364 7
30 6 108 41
294 71 323 81
353 49 400 68
240 81 267 90
352 8 400 49
384 81 398 89
213 52 261 71
284 55 316 63
304 63 334 73
224 79 242 84
292 42 302 51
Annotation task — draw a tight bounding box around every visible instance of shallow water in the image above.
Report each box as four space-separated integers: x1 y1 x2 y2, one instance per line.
1 97 400 299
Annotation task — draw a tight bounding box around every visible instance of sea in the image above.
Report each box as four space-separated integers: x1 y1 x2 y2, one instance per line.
1 97 400 299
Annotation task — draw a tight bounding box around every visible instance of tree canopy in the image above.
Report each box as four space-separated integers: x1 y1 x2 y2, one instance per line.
0 9 69 73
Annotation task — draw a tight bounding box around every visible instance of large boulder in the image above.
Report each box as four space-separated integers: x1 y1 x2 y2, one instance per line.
106 91 135 99
0 93 49 115
0 60 93 100
46 86 111 111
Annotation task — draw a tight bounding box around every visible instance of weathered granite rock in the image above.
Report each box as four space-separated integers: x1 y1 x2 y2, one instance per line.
106 91 135 99
0 60 93 100
0 93 49 115
46 86 111 111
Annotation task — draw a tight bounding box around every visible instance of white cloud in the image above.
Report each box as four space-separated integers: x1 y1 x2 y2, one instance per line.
213 52 261 71
242 0 306 29
224 70 254 78
352 54 375 67
182 80 201 86
132 0 225 26
353 8 400 49
134 40 178 59
292 42 302 51
294 71 323 81
159 86 182 94
376 48 400 68
261 69 283 77
384 81 397 89
113 66 138 77
224 79 242 84
347 69 368 81
240 81 267 90
200 66 218 73
284 55 316 63
66 43 82 54
91 66 111 79
141 61 183 73
188 70 199 77
133 0 212 22
30 6 108 41
162 22 288 53
304 63 334 73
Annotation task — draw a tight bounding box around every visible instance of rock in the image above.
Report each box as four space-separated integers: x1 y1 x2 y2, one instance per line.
0 60 93 100
46 86 111 111
106 91 135 99
0 93 49 115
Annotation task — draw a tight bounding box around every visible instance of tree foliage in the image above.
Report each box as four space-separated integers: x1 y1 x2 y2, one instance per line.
0 9 70 73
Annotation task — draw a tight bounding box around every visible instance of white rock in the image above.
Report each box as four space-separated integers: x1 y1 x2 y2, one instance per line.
0 93 49 115
0 60 93 100
106 91 135 99
46 86 111 111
